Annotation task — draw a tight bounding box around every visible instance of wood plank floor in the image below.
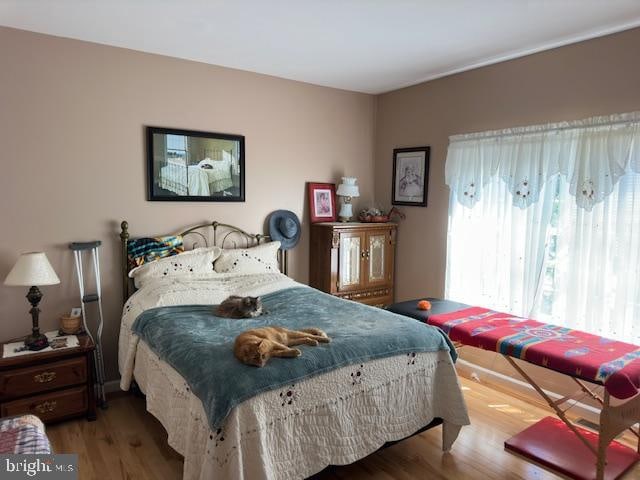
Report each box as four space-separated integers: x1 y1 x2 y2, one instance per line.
47 378 640 479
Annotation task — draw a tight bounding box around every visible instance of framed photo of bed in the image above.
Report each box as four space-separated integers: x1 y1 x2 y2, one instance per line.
392 146 430 206
147 126 245 202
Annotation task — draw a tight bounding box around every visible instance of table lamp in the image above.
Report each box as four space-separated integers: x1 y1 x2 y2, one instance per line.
336 177 360 222
4 252 60 351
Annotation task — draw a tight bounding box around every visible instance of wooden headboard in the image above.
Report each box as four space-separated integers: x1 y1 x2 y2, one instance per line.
119 220 288 304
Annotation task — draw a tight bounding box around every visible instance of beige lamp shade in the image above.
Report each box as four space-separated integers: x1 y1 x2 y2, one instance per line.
4 252 60 286
336 177 360 198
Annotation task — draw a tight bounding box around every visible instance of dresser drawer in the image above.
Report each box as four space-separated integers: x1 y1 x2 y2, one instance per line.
0 357 87 400
0 386 88 423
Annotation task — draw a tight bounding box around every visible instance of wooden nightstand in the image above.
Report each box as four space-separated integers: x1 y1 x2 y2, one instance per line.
0 335 96 423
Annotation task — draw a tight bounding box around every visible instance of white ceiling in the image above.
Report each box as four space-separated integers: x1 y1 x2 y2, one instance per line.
2 0 640 94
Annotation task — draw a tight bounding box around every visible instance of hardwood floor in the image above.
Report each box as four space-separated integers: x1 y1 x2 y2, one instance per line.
47 377 640 479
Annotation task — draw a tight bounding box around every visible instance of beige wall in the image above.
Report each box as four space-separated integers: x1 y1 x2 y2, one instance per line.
0 27 375 380
374 27 640 394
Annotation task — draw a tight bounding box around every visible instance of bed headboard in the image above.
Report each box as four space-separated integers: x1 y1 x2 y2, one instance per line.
119 220 288 304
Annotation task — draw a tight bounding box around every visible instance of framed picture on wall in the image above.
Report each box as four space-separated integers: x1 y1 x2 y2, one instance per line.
307 182 337 223
147 126 245 202
392 146 430 206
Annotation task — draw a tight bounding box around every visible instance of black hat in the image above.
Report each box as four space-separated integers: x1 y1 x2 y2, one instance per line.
268 210 301 251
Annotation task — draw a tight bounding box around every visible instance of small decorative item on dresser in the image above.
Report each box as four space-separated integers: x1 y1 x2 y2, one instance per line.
336 177 360 222
59 312 82 335
4 252 60 351
358 206 406 223
307 182 337 223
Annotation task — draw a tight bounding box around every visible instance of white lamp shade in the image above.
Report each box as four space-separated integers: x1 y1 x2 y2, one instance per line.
336 177 360 197
4 252 60 286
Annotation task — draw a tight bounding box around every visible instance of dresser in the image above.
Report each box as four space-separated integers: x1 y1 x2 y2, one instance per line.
310 222 397 307
0 335 96 423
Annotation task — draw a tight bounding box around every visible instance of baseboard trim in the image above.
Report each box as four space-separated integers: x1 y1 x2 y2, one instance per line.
456 358 600 424
103 379 122 394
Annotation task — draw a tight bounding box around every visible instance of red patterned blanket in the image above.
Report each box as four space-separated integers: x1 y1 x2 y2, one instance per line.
429 307 640 400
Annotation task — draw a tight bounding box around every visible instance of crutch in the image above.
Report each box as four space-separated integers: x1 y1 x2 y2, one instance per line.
69 241 107 409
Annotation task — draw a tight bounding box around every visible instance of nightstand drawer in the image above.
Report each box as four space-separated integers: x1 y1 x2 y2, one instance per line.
0 357 87 400
0 386 88 423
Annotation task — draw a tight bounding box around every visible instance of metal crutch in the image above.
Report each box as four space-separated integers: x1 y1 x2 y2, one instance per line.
69 241 107 409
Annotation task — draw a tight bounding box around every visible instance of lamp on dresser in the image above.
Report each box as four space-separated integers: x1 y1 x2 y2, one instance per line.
4 252 60 351
336 177 360 222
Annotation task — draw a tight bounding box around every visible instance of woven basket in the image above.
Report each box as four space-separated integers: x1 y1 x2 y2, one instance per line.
60 315 82 335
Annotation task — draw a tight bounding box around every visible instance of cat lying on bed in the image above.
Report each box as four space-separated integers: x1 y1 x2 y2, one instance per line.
234 326 331 367
216 295 265 319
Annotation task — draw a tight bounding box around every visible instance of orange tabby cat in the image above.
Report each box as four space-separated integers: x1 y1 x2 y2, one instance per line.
234 326 330 367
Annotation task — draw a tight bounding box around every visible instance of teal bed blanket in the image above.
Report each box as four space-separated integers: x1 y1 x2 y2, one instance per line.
131 286 456 429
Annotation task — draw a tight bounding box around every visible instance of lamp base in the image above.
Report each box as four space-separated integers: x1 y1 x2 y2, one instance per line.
24 285 48 351
339 198 354 222
25 333 49 351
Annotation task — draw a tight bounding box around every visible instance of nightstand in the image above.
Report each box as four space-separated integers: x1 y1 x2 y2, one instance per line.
0 335 96 423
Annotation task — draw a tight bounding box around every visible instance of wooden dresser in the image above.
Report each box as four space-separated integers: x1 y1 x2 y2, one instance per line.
310 222 397 307
0 335 96 423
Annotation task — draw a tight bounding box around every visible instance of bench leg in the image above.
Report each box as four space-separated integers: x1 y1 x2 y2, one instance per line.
503 355 598 456
595 392 611 480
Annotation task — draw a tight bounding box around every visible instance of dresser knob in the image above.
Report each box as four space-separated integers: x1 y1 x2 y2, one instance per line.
33 371 56 383
34 400 57 414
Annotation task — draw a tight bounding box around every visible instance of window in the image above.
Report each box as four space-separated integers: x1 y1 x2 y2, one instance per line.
444 112 640 343
166 134 188 161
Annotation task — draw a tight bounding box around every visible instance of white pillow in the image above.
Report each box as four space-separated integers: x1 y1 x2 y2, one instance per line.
214 241 281 274
129 246 222 288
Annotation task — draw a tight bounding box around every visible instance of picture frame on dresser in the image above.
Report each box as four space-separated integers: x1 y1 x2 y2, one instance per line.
392 146 430 206
147 126 245 202
307 182 337 223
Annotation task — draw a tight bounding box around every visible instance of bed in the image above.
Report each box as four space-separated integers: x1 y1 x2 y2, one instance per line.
117 220 470 480
159 157 234 196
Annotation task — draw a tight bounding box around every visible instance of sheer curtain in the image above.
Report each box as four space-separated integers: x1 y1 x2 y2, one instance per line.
446 175 556 317
444 112 640 344
537 172 640 341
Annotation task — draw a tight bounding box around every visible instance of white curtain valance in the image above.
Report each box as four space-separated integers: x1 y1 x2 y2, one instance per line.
445 111 640 210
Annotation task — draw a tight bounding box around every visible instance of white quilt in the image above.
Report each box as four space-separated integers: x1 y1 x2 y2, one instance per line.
159 159 233 196
118 273 470 480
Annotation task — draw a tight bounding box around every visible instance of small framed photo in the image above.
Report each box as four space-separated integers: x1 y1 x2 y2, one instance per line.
308 182 337 223
392 146 430 206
